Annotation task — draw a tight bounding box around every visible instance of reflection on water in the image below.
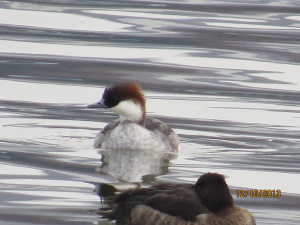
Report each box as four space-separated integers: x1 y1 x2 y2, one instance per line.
1 0 300 225
99 149 177 183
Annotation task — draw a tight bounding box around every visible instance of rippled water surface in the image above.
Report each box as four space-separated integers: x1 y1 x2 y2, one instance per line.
1 1 300 224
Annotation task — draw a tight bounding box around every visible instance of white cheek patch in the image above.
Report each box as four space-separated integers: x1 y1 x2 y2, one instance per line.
110 100 143 122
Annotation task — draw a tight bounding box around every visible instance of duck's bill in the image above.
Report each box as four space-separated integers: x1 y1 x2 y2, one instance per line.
87 99 107 108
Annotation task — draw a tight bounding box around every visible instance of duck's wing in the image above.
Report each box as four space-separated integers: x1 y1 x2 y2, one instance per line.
145 118 173 135
143 184 209 222
145 118 180 151
109 184 209 223
108 187 158 223
101 119 121 134
94 119 120 148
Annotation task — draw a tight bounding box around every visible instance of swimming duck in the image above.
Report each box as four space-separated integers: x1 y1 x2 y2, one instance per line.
108 173 256 225
88 83 180 151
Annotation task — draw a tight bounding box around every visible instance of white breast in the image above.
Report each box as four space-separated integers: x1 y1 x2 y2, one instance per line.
110 100 143 123
94 119 180 152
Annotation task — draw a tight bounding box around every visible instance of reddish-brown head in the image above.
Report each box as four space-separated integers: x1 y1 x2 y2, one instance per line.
102 83 145 109
88 83 146 125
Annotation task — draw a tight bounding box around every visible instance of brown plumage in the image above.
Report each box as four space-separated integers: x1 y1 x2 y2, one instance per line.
102 83 146 125
107 173 256 225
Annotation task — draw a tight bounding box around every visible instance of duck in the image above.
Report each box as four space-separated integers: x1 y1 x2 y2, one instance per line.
88 83 180 151
108 173 256 225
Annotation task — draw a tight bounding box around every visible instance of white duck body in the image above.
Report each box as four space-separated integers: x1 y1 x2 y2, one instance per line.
94 118 180 151
88 83 180 152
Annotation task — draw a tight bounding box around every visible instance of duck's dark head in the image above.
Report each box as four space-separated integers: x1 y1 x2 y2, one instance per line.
195 173 233 214
87 83 146 125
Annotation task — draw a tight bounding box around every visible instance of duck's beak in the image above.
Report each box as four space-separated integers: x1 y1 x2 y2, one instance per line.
87 99 107 108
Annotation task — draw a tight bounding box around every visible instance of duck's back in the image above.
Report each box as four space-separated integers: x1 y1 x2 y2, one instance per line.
94 118 180 151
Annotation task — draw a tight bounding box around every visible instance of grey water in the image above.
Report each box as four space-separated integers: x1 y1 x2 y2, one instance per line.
0 0 300 224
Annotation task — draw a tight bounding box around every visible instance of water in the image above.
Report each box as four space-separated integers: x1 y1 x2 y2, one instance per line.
0 0 300 224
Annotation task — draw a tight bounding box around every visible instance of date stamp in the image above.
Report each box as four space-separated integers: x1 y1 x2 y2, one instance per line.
236 189 281 198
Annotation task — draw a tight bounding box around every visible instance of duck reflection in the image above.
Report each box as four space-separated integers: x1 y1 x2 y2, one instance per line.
98 148 177 183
